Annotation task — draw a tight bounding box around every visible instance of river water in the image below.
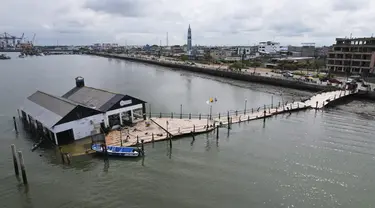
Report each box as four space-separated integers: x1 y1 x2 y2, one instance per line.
1 53 375 208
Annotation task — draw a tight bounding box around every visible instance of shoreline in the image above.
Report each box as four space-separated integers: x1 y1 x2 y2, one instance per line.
89 52 338 93
89 52 375 100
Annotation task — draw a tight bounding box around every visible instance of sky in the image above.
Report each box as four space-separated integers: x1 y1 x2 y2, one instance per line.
1 0 374 46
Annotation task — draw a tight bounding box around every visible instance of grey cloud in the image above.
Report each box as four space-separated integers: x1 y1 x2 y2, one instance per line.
332 0 369 11
84 0 146 17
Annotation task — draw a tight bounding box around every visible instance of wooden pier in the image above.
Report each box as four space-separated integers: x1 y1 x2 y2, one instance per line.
104 89 357 147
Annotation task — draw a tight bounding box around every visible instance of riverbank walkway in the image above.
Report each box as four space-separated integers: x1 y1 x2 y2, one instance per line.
105 89 356 147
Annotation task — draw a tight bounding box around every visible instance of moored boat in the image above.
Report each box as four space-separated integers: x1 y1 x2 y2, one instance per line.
0 54 11 60
91 143 141 157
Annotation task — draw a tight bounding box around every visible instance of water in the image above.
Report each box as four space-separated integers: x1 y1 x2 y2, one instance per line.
1 53 375 208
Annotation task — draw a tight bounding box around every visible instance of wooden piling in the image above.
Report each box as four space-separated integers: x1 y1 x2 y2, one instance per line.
17 151 28 185
171 112 173 119
141 139 144 153
152 133 154 142
191 131 195 141
189 113 191 119
235 110 238 116
252 108 253 113
218 113 221 120
169 134 172 147
13 117 18 134
199 114 201 120
263 110 266 121
11 144 19 176
193 125 195 133
315 101 318 109
137 135 139 144
149 104 152 118
160 112 162 118
216 125 219 139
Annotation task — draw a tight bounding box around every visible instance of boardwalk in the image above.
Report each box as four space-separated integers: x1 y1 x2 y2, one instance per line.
304 90 354 109
104 89 357 147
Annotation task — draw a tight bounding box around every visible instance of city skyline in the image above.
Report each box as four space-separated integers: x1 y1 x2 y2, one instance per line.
1 0 374 46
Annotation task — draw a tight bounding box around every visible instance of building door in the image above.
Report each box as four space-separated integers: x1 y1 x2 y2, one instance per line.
56 129 74 145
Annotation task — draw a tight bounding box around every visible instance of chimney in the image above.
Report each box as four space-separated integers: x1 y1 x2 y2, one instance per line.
75 76 85 88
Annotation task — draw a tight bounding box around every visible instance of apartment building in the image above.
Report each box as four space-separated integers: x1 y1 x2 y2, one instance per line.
327 37 375 74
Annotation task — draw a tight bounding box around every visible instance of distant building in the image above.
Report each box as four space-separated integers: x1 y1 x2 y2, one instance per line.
258 41 281 54
187 25 192 55
327 37 375 74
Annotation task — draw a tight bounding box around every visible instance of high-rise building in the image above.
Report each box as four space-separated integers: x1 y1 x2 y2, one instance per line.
187 24 192 55
327 37 375 74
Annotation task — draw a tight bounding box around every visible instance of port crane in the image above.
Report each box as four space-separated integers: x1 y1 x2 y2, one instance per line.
0 32 24 48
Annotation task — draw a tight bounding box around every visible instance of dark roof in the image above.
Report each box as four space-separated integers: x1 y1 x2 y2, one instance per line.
20 91 79 128
62 86 145 112
28 91 78 116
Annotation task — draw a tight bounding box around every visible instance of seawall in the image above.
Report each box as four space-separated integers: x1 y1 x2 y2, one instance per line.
89 52 339 93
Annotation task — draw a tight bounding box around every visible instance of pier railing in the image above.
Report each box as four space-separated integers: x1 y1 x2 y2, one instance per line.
149 100 301 120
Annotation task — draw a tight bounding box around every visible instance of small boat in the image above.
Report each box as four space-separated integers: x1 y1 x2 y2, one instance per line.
91 143 141 157
0 54 11 60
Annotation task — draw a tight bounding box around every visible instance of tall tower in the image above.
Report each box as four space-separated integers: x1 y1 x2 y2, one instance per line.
187 24 192 54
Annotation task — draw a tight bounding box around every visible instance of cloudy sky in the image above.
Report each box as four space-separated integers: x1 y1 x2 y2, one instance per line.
1 0 374 46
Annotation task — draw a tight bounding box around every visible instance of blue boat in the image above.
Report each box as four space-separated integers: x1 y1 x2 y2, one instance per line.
91 144 141 157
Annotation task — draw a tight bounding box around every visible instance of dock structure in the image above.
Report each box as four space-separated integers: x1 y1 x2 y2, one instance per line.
304 90 354 109
104 89 358 147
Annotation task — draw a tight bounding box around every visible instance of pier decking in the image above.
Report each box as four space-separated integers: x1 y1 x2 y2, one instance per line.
104 89 357 147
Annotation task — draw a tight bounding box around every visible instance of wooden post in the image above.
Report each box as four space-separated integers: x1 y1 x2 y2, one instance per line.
149 104 151 118
263 110 266 121
169 134 172 147
152 133 154 143
191 131 195 141
137 135 139 144
199 113 201 120
271 96 273 108
189 113 191 119
235 110 238 116
252 108 253 113
171 112 173 119
17 151 28 185
216 125 219 139
315 101 318 109
59 146 65 164
193 125 195 133
11 144 19 176
227 111 230 125
247 115 250 121
159 112 162 118
268 108 270 114
141 139 144 153
218 113 221 120
13 117 18 134
180 104 182 119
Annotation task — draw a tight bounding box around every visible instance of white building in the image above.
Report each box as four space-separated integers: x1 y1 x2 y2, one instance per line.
19 77 146 145
258 41 281 54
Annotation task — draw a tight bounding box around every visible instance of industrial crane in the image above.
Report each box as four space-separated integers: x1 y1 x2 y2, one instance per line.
0 32 24 48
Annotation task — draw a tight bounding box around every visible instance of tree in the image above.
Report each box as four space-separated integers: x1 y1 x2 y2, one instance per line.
180 55 188 61
229 62 244 71
249 61 262 73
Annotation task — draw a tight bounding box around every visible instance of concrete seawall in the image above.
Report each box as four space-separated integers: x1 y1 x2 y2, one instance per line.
89 52 339 92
